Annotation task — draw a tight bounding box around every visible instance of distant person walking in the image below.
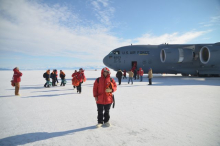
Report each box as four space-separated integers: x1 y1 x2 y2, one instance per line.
43 69 51 87
13 67 22 96
55 70 59 84
75 68 86 94
127 70 134 84
133 69 137 80
50 70 57 86
148 68 153 85
72 70 77 89
139 68 144 82
60 70 66 86
137 69 139 79
123 70 127 79
93 67 117 128
116 69 123 85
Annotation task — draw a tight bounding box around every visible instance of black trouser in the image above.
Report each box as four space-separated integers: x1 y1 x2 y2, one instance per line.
118 77 122 85
149 78 152 85
52 79 56 86
97 104 112 124
60 79 65 86
77 82 82 93
44 81 49 87
134 75 136 80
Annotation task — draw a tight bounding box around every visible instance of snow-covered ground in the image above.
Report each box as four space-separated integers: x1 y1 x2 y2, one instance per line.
0 70 220 146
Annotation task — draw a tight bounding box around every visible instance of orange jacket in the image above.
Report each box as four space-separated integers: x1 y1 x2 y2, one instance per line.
72 72 77 80
93 68 117 105
75 72 85 83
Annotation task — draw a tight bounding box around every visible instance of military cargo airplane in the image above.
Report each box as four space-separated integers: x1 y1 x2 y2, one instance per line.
103 42 220 76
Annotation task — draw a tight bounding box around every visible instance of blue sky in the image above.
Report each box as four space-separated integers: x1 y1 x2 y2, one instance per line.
0 0 220 70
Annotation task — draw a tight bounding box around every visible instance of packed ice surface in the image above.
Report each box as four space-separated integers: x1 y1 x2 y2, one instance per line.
0 70 220 146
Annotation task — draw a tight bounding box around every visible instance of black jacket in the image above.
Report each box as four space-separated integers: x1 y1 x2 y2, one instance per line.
134 70 137 76
45 73 50 81
116 70 123 78
50 73 57 80
60 74 65 80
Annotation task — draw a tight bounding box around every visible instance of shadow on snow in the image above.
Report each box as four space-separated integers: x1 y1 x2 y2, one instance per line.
23 93 75 98
0 126 96 146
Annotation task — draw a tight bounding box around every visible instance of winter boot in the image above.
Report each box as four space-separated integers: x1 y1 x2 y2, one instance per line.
104 122 111 127
96 123 103 128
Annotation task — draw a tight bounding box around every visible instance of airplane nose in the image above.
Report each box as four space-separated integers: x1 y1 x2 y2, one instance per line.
103 55 109 66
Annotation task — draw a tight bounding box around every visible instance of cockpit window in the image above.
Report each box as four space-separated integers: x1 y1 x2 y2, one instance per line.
113 51 120 55
109 51 120 55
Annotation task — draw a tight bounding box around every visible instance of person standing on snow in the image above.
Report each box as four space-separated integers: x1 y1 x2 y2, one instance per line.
72 70 77 89
137 69 140 79
13 67 22 96
148 68 153 85
60 70 66 86
139 68 144 82
116 69 123 85
93 67 117 128
75 68 86 94
44 69 50 87
123 70 127 79
50 70 56 86
127 70 134 84
133 69 137 80
55 70 59 85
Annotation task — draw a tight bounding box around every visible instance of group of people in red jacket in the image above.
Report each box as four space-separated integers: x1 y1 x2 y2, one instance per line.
11 66 153 127
122 68 144 81
11 67 119 128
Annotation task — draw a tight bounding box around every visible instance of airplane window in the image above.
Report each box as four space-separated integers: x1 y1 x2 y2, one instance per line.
113 51 120 55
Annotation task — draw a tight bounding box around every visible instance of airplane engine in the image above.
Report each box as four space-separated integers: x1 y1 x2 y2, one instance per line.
199 45 220 65
160 48 193 63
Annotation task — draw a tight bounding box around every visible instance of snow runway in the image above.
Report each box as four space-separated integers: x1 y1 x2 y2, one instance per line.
0 70 220 146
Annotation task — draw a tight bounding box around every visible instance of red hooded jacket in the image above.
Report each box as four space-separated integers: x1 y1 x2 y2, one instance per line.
139 68 144 76
93 67 117 105
123 70 126 76
75 71 85 83
72 72 77 80
13 68 22 83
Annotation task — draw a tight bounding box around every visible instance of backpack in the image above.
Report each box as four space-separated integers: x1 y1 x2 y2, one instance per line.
96 77 115 108
43 73 46 78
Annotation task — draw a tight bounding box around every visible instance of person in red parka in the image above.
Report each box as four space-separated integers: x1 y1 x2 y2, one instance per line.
13 67 22 96
72 70 77 89
93 67 117 128
139 68 144 82
75 68 86 94
123 70 127 79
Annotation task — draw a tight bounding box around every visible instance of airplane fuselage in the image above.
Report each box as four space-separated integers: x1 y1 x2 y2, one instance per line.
103 43 220 76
